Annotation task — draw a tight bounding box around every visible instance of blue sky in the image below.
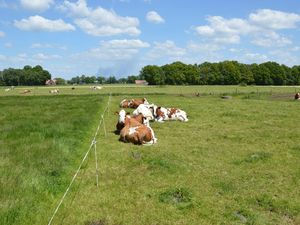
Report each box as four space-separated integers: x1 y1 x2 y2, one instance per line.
0 0 300 79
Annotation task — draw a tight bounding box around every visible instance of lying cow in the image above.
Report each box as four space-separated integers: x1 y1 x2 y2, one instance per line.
115 109 150 133
21 89 31 94
119 115 157 145
120 99 132 108
155 106 188 122
133 103 156 121
91 86 102 90
49 89 59 94
295 92 300 100
130 98 149 108
119 98 149 108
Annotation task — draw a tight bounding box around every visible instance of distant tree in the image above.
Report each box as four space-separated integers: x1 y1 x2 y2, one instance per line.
97 76 106 84
54 77 66 85
162 62 187 85
0 71 4 86
291 66 300 85
239 63 254 84
140 65 165 85
219 61 241 85
2 68 21 86
106 76 117 84
262 62 286 85
250 64 272 85
118 78 127 83
127 75 140 84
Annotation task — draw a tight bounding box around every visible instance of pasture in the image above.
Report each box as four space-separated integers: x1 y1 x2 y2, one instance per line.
1 85 300 225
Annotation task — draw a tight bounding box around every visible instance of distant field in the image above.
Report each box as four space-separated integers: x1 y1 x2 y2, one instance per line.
1 84 300 97
1 86 300 225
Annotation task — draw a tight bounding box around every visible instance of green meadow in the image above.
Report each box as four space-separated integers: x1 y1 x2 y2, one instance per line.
1 85 300 225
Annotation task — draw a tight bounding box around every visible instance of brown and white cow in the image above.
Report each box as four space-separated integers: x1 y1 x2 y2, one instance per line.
120 99 132 108
295 92 300 100
130 98 149 108
119 98 149 108
115 109 150 133
21 89 31 94
155 106 188 122
49 89 59 94
133 103 156 121
119 115 157 145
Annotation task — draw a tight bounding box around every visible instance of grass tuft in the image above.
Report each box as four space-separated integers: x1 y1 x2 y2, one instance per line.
159 187 193 210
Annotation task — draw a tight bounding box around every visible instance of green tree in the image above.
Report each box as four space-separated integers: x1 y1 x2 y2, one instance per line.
140 65 165 85
54 77 66 85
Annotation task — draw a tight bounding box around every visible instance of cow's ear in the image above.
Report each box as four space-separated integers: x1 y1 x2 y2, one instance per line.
157 106 161 109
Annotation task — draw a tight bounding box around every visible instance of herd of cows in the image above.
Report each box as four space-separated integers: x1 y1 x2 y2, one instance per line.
115 98 188 145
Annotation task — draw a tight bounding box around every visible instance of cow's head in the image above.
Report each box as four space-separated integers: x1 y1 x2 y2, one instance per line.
143 98 149 104
116 109 127 124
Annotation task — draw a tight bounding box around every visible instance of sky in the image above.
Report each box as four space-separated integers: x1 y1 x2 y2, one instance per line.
0 0 300 79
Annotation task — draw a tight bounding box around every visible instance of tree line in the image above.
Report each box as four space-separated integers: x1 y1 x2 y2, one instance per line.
0 65 51 86
1 61 300 86
139 61 300 85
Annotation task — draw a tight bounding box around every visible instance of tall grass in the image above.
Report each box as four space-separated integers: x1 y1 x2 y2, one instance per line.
0 95 105 225
1 89 300 224
60 94 300 225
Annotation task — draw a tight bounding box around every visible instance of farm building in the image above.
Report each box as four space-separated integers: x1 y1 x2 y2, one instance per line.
45 79 57 85
135 80 148 85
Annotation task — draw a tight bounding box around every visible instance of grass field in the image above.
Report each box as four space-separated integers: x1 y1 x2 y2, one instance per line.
1 85 300 225
1 84 300 97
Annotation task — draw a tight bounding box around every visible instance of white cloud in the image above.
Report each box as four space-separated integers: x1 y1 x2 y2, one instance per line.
195 16 258 44
59 0 140 36
14 15 75 32
0 54 7 60
100 39 150 49
0 31 5 37
251 31 292 47
73 39 149 61
146 11 165 24
30 43 67 50
4 42 12 48
244 53 268 62
195 9 300 47
20 0 54 11
146 40 186 61
33 53 62 60
249 9 300 30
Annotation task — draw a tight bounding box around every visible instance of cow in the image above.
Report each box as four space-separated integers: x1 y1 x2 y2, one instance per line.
119 98 149 108
295 92 300 100
21 89 31 94
91 86 102 90
115 110 150 133
49 89 59 94
133 103 157 121
130 98 149 108
155 106 188 122
4 88 11 92
119 115 157 145
120 99 132 108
